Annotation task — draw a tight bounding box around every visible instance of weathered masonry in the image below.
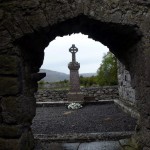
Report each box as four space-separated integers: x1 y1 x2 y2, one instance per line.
117 62 139 119
0 0 150 149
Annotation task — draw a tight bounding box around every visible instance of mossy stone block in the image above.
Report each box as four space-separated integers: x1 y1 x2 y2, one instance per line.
0 77 20 96
0 55 20 75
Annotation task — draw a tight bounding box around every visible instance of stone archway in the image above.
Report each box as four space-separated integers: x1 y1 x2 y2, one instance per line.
0 1 150 149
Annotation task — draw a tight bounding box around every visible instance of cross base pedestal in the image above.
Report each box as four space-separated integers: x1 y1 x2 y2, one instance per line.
67 92 84 103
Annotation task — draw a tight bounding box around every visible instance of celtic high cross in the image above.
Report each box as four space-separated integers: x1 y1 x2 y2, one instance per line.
68 44 84 102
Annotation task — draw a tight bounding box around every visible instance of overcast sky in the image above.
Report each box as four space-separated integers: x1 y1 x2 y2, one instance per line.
41 33 109 74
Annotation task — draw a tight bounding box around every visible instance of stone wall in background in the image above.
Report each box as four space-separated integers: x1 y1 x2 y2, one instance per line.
35 86 119 102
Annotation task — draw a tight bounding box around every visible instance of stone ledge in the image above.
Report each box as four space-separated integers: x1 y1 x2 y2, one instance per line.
34 131 134 143
36 100 114 107
114 99 140 119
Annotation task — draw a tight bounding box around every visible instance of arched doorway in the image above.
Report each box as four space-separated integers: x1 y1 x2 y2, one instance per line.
0 1 149 149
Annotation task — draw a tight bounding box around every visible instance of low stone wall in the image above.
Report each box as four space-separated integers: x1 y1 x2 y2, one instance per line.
35 86 119 102
36 90 68 102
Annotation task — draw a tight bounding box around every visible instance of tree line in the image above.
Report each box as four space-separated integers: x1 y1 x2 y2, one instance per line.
80 51 118 87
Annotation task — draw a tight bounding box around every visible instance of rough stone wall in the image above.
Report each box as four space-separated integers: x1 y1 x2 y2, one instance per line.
0 0 150 149
35 86 119 102
118 61 136 104
116 61 140 119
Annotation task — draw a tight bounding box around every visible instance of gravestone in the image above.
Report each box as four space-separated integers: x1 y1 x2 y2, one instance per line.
68 44 84 102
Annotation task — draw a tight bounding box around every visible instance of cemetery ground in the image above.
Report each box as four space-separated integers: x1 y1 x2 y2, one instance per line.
32 102 137 150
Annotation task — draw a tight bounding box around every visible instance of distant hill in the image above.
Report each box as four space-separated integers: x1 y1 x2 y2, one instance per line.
40 69 96 82
40 69 69 82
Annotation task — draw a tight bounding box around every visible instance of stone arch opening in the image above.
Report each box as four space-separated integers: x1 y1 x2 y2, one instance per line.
1 2 150 147
32 31 138 148
16 14 142 107
15 15 141 147
1 0 150 149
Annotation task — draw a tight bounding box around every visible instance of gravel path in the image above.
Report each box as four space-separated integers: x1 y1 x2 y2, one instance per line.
32 104 136 134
